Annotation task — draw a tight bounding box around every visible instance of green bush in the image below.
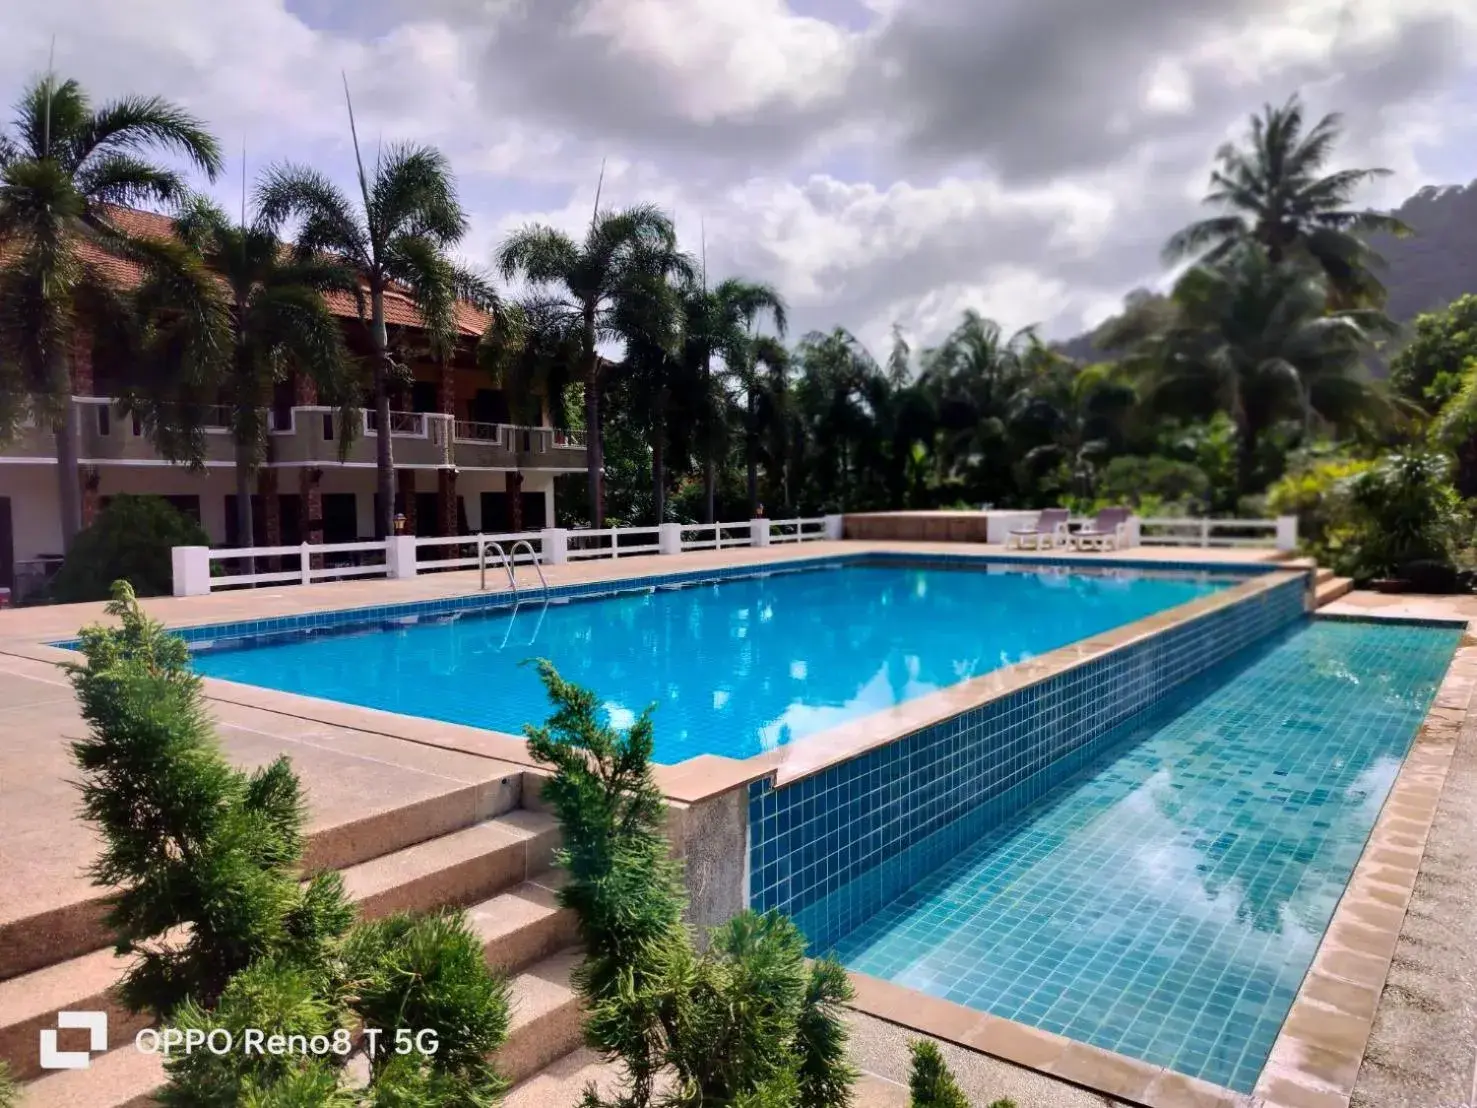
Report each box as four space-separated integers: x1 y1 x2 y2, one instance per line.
907 1040 1015 1108
72 583 511 1104
1265 454 1372 561
1096 455 1211 512
49 494 208 604
0 1061 15 1108
1338 452 1467 581
525 661 858 1108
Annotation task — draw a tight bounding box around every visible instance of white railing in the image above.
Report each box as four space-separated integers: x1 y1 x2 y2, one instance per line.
413 531 543 572
567 526 662 560
204 540 389 589
172 515 838 595
1134 516 1295 550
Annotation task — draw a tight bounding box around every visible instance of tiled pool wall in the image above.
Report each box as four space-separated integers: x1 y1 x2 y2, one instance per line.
747 574 1308 953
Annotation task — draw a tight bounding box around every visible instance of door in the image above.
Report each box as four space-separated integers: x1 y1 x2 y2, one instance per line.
520 492 547 530
322 493 358 543
480 491 508 532
411 381 439 413
0 498 12 591
415 492 438 536
471 389 510 425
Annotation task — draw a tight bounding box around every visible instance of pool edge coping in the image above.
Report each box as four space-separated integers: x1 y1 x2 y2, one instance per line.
1251 629 1477 1108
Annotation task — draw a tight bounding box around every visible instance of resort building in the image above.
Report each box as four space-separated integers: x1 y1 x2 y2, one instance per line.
0 207 586 594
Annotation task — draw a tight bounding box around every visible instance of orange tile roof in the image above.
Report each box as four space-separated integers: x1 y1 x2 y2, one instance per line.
17 205 491 338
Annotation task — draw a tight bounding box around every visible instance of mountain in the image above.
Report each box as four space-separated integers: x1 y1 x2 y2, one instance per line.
1056 180 1477 363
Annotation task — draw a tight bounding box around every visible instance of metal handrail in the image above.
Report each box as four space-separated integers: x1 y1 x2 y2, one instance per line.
478 540 517 593
508 540 549 595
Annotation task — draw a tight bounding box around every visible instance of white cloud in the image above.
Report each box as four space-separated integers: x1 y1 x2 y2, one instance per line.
3 0 1477 352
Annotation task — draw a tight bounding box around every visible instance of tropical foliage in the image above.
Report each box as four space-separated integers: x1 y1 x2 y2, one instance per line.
525 661 859 1108
71 583 511 1103
5 72 1477 586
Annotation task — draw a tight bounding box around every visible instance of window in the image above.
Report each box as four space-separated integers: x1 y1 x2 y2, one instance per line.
411 381 439 413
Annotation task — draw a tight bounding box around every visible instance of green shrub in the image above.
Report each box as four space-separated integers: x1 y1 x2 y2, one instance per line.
525 660 858 1108
50 494 208 604
1338 452 1468 581
1265 454 1372 560
906 1039 1016 1108
72 583 510 1104
0 1061 16 1108
1096 455 1211 512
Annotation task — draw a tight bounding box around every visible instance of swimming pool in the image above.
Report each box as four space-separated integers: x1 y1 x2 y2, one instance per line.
813 617 1460 1091
186 560 1232 764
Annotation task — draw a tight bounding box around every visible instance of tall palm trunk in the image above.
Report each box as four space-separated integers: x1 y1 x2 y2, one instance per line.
745 384 758 515
233 437 256 577
54 417 82 550
54 343 82 550
583 303 603 528
371 287 395 539
702 350 716 523
651 388 667 524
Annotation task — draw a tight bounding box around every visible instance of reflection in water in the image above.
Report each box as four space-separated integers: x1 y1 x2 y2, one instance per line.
829 619 1459 1092
193 561 1224 765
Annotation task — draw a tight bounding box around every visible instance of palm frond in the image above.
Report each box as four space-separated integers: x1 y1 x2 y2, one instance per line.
75 94 222 179
73 153 188 208
255 163 369 266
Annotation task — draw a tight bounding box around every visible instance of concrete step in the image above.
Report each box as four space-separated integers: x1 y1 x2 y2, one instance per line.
1314 565 1335 585
503 1046 626 1108
1 809 560 1083
494 949 585 1087
18 1038 163 1107
1 769 525 983
340 808 558 919
1315 576 1355 607
468 872 578 975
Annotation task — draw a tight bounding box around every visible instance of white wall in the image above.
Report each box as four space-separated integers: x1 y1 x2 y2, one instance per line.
1 463 66 563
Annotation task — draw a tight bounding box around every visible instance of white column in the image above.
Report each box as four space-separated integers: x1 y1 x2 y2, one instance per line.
171 546 212 597
1275 515 1298 551
541 527 568 565
1123 515 1142 549
823 514 844 540
659 522 683 555
386 535 418 579
750 518 771 547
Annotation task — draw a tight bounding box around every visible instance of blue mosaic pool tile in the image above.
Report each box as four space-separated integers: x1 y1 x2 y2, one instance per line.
815 618 1458 1091
746 575 1307 944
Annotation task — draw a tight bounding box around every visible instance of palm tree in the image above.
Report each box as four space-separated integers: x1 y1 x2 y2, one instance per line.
497 204 680 528
1164 94 1410 307
1013 360 1136 502
0 73 222 549
257 129 486 538
792 328 883 510
150 198 357 549
1138 246 1391 494
681 277 788 521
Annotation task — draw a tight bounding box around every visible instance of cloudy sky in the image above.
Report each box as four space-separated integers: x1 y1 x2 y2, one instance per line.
5 0 1477 353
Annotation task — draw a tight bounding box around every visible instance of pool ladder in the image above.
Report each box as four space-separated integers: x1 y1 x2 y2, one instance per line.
477 538 549 598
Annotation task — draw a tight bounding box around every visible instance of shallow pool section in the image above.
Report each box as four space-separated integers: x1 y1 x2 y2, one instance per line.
187 561 1229 764
822 618 1459 1091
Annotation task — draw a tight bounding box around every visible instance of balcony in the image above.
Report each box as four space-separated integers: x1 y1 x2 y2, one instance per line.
268 407 452 468
0 398 588 472
451 421 587 471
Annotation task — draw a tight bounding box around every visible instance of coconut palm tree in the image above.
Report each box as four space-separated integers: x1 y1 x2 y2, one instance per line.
257 129 488 539
0 73 222 549
680 277 788 521
1164 94 1410 307
137 197 358 549
497 204 680 528
1138 246 1392 494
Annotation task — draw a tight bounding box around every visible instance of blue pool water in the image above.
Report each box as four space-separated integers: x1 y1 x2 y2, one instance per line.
824 618 1459 1091
188 561 1228 764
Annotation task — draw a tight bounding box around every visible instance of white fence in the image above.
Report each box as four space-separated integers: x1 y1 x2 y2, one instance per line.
173 515 839 595
1134 516 1296 550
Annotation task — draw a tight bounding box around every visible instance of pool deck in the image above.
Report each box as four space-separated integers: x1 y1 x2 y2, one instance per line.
4 540 1473 1107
